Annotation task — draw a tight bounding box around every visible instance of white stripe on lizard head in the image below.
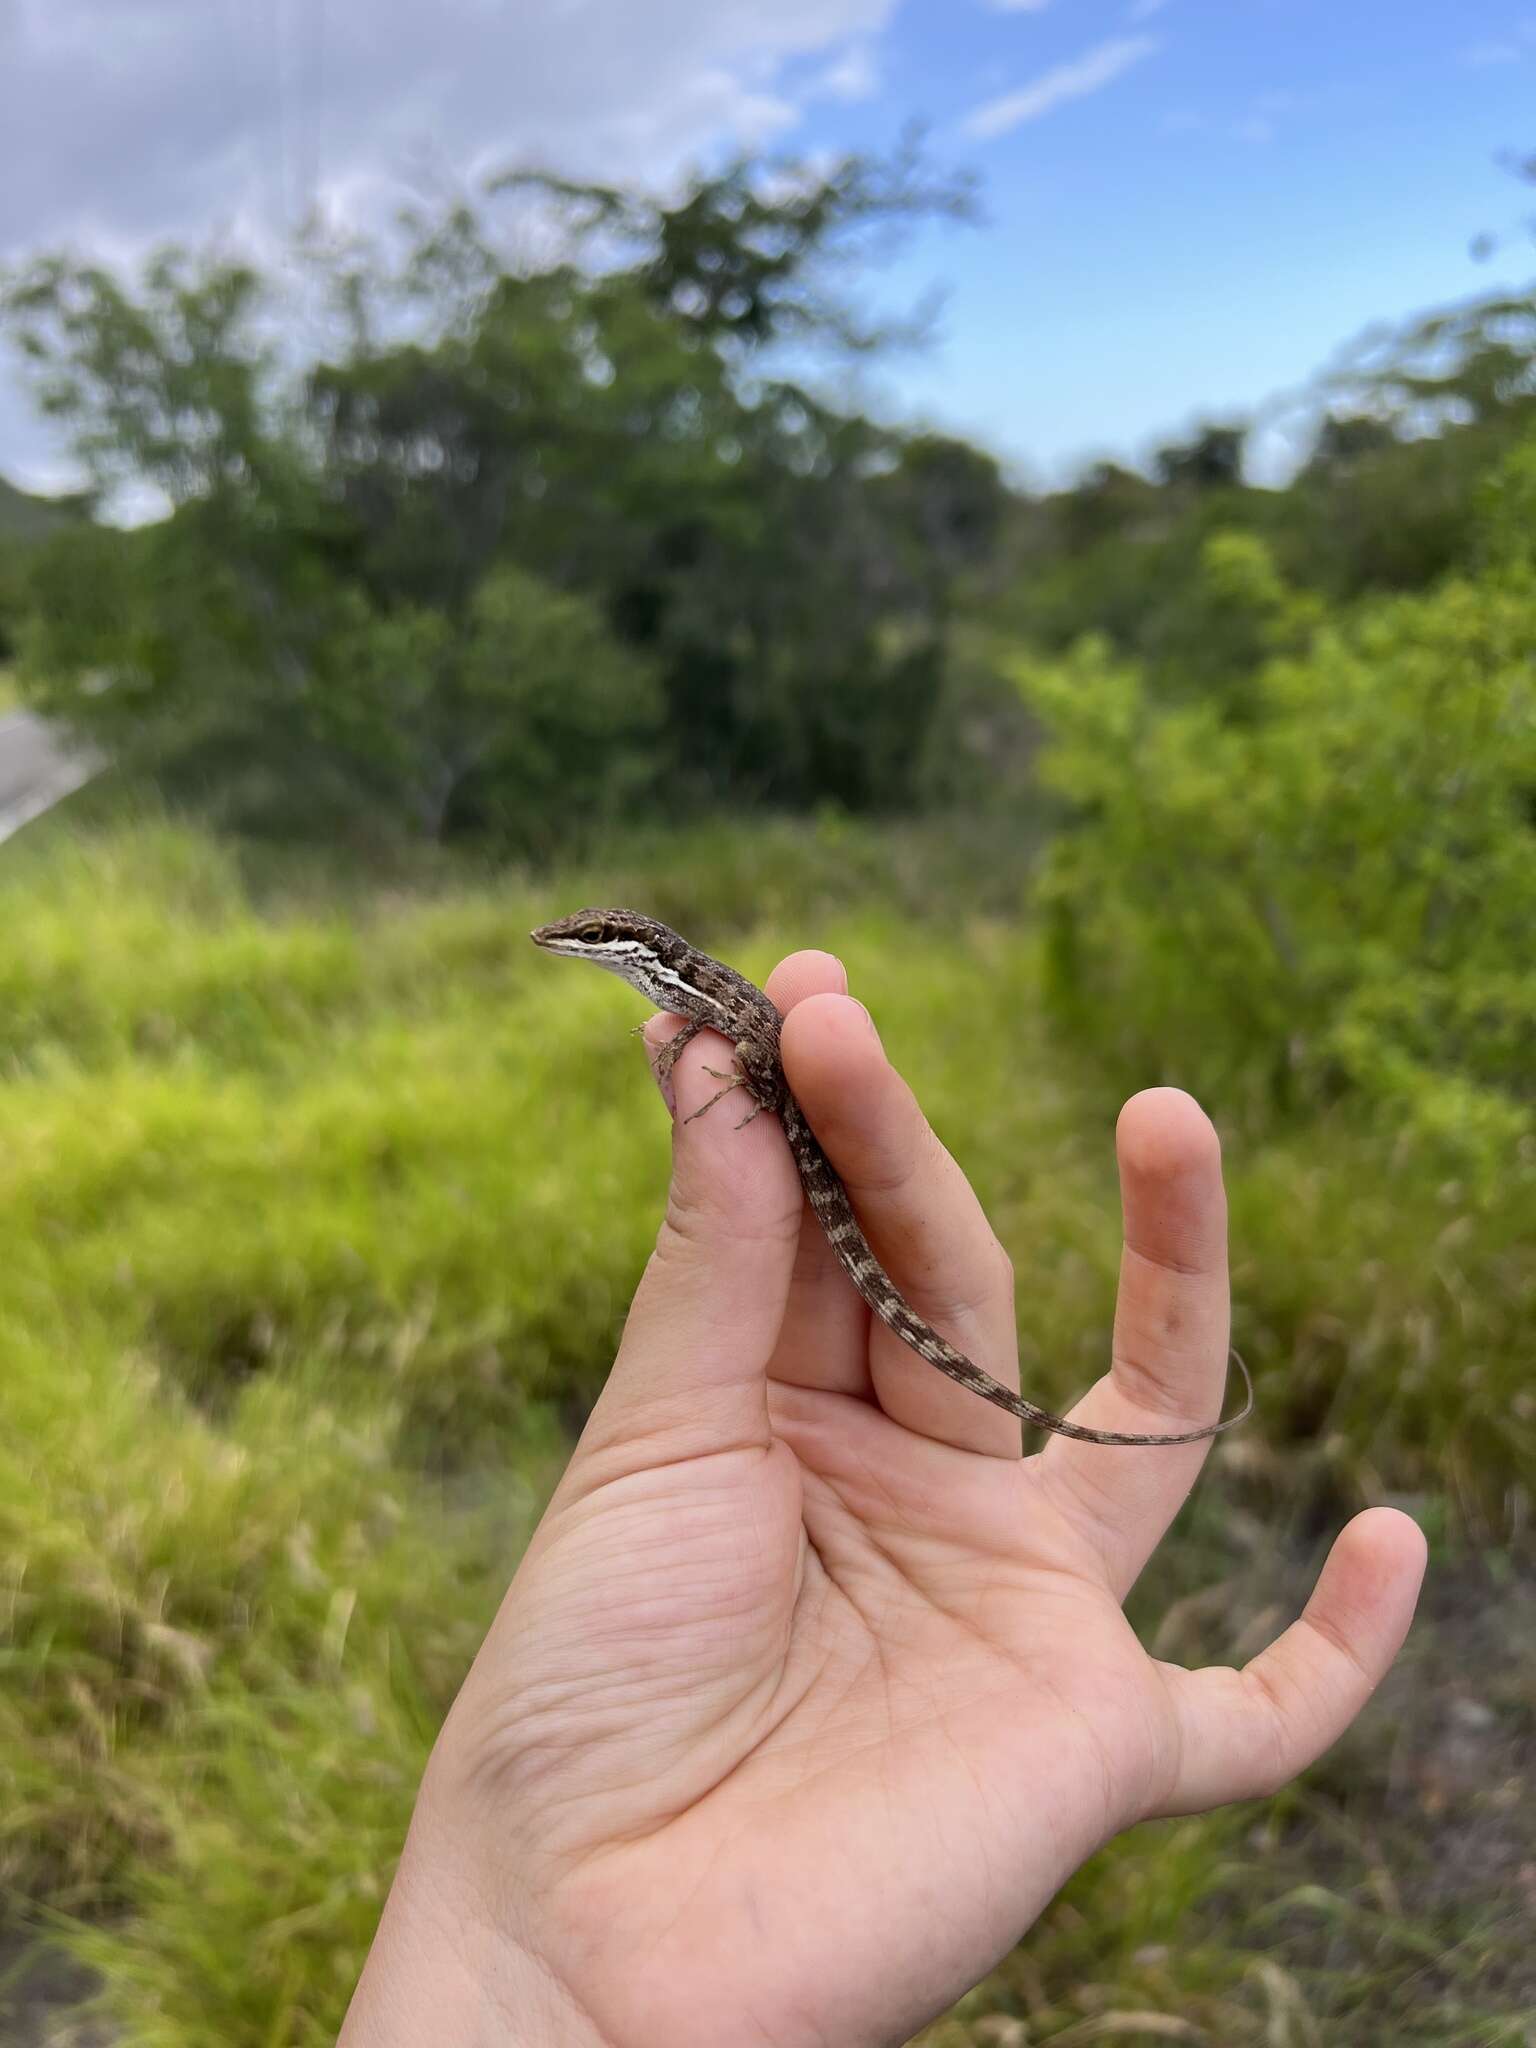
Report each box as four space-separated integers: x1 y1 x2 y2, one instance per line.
529 914 732 1017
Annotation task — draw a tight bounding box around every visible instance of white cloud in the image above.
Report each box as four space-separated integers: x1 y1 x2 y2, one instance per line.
0 0 902 483
811 41 881 101
1125 0 1169 18
986 0 1053 13
0 0 899 262
961 34 1159 140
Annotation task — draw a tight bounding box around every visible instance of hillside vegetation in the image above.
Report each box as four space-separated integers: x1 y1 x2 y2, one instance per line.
0 146 1533 2044
0 474 85 544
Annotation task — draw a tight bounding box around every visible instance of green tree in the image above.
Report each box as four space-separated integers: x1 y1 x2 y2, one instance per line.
984 287 1536 680
0 474 92 664
0 544 22 665
1141 530 1320 709
1153 423 1246 491
4 147 987 843
4 251 275 502
497 137 973 354
1017 460 1536 1163
302 155 983 816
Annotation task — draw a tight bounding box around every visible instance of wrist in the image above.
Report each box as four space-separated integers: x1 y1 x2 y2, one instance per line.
340 1830 610 2048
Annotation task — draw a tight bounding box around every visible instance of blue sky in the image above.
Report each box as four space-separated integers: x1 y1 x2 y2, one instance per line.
789 0 1536 481
2 0 1533 492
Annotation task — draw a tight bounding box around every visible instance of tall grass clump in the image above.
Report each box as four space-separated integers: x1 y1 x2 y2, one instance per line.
0 811 1068 2041
0 804 1527 2041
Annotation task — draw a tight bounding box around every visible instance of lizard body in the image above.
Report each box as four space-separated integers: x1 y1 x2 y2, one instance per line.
532 908 1251 1447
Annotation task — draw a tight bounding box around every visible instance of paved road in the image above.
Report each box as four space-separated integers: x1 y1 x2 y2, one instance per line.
0 709 96 845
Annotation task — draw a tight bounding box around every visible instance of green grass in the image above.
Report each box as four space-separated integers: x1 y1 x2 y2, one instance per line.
0 813 1527 2042
0 668 17 713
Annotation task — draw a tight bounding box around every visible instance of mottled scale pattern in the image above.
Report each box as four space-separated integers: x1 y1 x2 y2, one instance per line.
532 909 1253 1448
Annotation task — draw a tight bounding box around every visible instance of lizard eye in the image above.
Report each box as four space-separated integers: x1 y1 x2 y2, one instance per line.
578 922 605 944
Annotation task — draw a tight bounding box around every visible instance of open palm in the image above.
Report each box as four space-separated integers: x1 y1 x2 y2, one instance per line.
345 951 1424 2048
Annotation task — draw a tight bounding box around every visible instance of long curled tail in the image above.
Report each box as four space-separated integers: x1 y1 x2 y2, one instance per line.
779 1098 1253 1447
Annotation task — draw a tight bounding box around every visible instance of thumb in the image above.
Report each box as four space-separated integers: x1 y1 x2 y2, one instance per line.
568 1020 805 1482
1155 1507 1426 1815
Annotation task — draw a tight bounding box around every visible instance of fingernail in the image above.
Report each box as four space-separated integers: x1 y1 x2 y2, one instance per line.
850 999 882 1048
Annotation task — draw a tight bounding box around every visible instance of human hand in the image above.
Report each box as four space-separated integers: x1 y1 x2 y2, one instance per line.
341 950 1426 2048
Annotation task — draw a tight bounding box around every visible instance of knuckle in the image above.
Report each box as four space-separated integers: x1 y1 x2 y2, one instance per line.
1108 1347 1194 1422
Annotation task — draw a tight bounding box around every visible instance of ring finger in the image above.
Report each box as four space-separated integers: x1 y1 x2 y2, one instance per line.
1038 1087 1234 1593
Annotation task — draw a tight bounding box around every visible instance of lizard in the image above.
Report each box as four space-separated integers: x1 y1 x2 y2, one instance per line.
531 907 1252 1447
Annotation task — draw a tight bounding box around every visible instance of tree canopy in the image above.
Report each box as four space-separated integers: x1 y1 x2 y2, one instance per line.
6 150 1536 865
2 145 1004 846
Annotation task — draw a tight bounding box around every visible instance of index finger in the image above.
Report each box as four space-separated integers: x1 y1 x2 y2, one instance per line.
779 991 1023 1458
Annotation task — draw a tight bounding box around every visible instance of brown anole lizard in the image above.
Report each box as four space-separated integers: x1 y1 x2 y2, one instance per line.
532 908 1251 1446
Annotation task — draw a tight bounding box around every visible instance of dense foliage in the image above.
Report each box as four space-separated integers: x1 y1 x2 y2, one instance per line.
1020 508 1536 1164
7 158 1536 857
0 814 1524 2044
2 150 1017 846
2 143 1535 2047
0 475 85 665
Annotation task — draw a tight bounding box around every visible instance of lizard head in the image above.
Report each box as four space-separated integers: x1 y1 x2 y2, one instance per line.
530 907 690 1006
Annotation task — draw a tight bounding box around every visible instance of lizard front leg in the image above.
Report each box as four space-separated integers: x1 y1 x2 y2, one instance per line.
647 1019 703 1088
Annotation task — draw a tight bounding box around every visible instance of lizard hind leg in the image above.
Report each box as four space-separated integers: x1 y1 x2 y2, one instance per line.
683 1063 761 1128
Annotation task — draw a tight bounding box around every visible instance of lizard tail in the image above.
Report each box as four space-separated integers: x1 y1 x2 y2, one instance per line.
780 1098 1254 1448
